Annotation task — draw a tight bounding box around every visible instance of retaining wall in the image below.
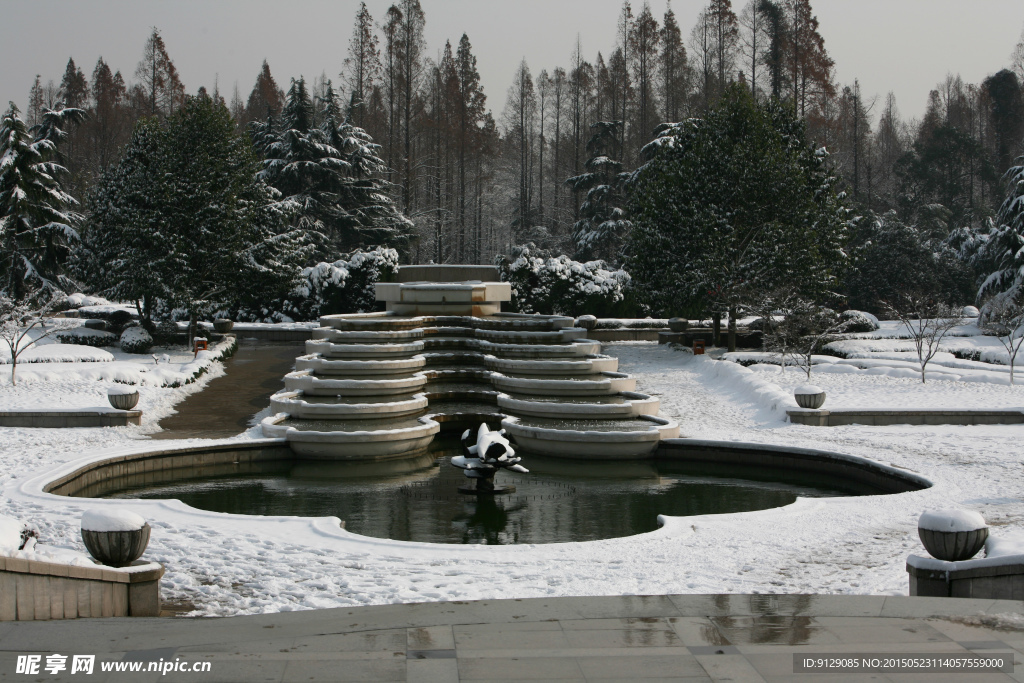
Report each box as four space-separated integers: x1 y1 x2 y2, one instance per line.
908 560 1024 600
45 440 294 498
788 409 1024 427
0 557 163 621
0 410 141 428
656 438 929 494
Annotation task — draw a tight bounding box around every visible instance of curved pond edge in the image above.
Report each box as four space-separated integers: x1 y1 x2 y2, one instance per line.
38 436 932 500
657 438 931 494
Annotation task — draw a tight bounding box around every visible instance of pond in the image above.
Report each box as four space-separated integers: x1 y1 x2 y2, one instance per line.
103 440 878 545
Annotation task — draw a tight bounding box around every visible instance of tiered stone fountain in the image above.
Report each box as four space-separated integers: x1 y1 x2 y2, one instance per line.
262 265 678 460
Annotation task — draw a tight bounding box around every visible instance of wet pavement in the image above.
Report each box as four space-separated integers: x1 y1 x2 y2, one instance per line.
1 594 1022 681
150 340 305 440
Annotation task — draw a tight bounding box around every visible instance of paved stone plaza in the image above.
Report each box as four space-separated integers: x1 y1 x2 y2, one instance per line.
2 594 1023 682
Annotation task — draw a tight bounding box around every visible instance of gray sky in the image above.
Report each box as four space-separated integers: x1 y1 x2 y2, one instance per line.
2 0 1023 127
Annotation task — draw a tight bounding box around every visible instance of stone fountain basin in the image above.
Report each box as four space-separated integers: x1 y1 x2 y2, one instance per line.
284 369 428 396
261 413 440 460
270 390 429 419
305 340 425 358
477 339 602 358
497 390 660 419
483 354 619 375
319 313 426 331
311 328 425 343
474 314 574 330
501 414 680 459
475 327 588 344
422 368 493 382
295 354 426 376
490 371 636 396
422 351 487 367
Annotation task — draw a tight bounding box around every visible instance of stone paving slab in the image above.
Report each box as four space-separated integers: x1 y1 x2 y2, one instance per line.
0 594 1022 682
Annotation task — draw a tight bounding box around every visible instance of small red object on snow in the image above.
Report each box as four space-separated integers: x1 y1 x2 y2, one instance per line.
693 340 705 355
193 338 208 356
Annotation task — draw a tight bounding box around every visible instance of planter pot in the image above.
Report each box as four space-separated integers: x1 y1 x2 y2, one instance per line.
918 509 988 561
918 526 988 561
213 318 234 333
81 523 151 567
794 391 826 409
108 391 140 411
668 318 690 333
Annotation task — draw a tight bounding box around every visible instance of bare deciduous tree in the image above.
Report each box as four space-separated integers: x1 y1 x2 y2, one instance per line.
884 295 965 383
0 293 74 386
980 293 1024 385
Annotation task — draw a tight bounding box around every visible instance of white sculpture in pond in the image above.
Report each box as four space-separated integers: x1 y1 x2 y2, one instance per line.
451 423 528 494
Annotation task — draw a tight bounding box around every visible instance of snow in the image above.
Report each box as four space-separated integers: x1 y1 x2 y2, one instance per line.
64 293 112 309
0 514 22 553
81 508 147 532
107 385 139 396
795 385 824 395
985 529 1024 558
1 343 113 364
2 338 1024 616
918 509 987 532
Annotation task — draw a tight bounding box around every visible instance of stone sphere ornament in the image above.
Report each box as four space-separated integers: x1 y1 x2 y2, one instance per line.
918 509 988 562
107 385 140 410
452 423 529 495
80 509 152 567
794 385 826 409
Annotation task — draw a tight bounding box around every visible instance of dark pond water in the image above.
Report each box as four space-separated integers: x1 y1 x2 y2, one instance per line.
104 442 876 545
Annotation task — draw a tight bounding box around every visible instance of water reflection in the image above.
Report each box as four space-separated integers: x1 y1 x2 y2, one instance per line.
104 444 876 545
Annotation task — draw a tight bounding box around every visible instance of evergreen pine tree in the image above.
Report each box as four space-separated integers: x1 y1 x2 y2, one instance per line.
321 84 414 251
0 102 84 300
254 78 411 259
978 162 1024 306
74 119 170 324
566 121 632 261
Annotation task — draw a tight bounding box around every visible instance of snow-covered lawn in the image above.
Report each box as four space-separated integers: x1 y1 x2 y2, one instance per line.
0 337 231 410
1 339 1023 616
721 318 1024 410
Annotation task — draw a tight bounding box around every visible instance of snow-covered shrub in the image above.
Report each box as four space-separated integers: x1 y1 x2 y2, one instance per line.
56 327 118 347
839 310 879 333
496 247 632 317
234 247 399 322
151 320 181 345
624 319 667 329
106 310 136 335
119 326 153 354
64 293 112 310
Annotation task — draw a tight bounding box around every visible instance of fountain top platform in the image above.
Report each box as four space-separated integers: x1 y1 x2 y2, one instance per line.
375 264 511 316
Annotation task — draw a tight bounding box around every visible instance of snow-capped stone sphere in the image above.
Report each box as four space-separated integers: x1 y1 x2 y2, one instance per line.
918 509 987 533
81 508 147 532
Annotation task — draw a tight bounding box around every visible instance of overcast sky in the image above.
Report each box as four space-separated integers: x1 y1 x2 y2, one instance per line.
2 0 1023 126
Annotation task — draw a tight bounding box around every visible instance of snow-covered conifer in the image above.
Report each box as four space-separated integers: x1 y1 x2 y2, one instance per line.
566 120 632 262
0 102 85 301
978 162 1024 306
253 78 412 258
79 96 310 339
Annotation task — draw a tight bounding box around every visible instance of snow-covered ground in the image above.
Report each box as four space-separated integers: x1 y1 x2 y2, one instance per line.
0 334 231 410
1 336 1023 617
